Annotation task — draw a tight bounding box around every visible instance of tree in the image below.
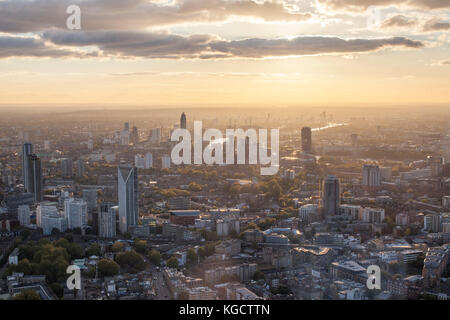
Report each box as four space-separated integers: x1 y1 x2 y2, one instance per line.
111 241 124 253
67 243 84 259
9 241 71 284
115 250 145 272
167 256 179 269
133 240 147 254
202 230 218 241
253 271 265 281
267 180 282 200
54 238 83 259
50 283 63 299
258 218 276 231
123 232 132 240
14 290 41 300
270 285 291 295
198 247 207 259
21 229 31 240
64 233 74 242
188 182 203 192
148 250 161 266
186 248 198 267
98 259 120 277
86 243 101 257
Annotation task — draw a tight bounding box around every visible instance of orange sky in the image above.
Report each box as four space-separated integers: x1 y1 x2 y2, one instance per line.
0 0 449 106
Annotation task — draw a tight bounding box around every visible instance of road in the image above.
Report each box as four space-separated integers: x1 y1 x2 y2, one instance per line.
151 267 172 300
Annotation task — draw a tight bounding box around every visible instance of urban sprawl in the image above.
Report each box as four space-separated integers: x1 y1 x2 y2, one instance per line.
0 107 449 301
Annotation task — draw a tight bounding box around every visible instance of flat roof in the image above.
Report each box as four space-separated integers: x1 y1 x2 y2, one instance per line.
170 210 200 216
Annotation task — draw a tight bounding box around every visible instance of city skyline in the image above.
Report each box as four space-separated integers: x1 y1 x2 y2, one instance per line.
1 0 450 307
0 107 449 303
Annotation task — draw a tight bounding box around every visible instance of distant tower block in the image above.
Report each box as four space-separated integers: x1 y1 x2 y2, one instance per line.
44 140 51 151
180 112 187 129
322 175 340 217
301 127 312 153
22 142 33 192
29 154 43 202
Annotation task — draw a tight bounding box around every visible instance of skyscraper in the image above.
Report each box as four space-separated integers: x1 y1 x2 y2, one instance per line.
76 159 85 177
28 154 43 202
162 155 171 169
61 158 73 177
180 112 187 129
362 165 381 191
131 126 139 144
82 189 97 211
64 198 88 230
134 154 145 169
145 153 153 169
22 142 33 192
301 127 312 153
98 203 118 238
118 166 139 234
36 202 58 228
151 128 161 144
18 205 31 226
322 175 340 217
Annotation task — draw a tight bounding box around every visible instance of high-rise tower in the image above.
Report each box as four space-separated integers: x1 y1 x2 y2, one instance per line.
322 175 340 217
362 165 381 191
301 127 312 153
118 166 138 234
28 154 43 202
180 112 187 129
22 142 33 192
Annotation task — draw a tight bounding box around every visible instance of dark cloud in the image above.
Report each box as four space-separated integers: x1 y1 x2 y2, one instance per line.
39 31 424 59
423 18 450 32
42 30 217 59
315 0 450 11
378 15 450 32
0 0 312 33
0 35 85 58
210 36 424 58
381 15 417 29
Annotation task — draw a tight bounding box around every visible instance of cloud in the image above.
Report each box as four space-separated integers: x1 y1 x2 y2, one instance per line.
381 15 417 29
0 0 313 33
0 35 87 58
38 30 424 59
423 18 450 32
210 36 424 58
379 16 450 33
432 59 450 66
315 0 450 12
41 30 217 59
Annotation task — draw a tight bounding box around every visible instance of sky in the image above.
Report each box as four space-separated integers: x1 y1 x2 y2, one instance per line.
0 0 449 107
